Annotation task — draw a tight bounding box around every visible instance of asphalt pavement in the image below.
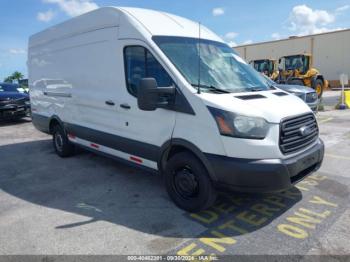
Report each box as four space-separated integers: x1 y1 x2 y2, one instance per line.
0 98 349 260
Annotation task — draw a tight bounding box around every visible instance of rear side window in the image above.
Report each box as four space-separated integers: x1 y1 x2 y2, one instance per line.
124 46 173 97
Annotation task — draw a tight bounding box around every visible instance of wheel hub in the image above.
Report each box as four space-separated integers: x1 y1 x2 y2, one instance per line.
174 168 198 198
55 133 63 152
316 84 322 95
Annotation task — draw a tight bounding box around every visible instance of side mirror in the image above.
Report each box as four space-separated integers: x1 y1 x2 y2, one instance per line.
137 78 175 111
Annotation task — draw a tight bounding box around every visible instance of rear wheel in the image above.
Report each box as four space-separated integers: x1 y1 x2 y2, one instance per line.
164 152 217 212
52 124 75 157
313 79 324 98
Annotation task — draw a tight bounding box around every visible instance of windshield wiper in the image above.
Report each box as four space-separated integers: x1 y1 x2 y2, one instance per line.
191 84 230 93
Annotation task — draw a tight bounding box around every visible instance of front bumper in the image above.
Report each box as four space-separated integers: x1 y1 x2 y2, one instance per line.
207 138 324 193
0 104 30 120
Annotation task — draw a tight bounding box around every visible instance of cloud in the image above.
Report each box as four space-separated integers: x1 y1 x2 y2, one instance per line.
270 4 347 40
288 5 336 35
43 0 98 17
37 10 55 22
223 32 239 47
9 48 26 55
224 32 238 40
212 7 225 16
271 32 281 40
242 40 253 45
336 5 350 13
227 41 237 47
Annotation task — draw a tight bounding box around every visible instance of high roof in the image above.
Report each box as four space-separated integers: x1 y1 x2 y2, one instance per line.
29 7 223 48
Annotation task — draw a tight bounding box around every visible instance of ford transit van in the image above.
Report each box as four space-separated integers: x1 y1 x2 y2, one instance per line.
28 7 324 211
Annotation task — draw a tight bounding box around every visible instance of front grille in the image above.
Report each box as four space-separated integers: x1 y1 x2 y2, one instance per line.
280 113 318 154
0 100 10 105
306 92 318 103
0 98 26 106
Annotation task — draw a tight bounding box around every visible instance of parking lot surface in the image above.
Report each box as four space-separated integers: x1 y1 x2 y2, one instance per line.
0 107 350 257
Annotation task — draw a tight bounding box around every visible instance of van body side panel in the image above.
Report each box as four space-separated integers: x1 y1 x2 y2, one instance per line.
171 95 227 157
31 113 50 134
64 122 160 162
29 27 121 135
30 25 129 139
29 11 176 171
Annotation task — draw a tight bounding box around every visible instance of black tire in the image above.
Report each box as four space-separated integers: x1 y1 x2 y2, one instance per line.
52 124 75 157
164 152 217 212
313 79 324 98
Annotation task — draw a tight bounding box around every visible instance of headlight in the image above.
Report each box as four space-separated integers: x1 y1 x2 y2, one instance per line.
208 107 270 139
306 92 318 103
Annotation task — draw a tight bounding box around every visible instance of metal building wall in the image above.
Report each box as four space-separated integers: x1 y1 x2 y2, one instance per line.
234 29 350 86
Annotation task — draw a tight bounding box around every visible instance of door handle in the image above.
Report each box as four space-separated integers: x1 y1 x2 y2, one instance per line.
105 100 115 106
120 103 131 109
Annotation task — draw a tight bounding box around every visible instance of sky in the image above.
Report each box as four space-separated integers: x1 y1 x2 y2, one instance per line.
0 0 349 81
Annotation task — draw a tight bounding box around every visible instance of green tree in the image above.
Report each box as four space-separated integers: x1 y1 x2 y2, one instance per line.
11 71 24 82
3 76 13 83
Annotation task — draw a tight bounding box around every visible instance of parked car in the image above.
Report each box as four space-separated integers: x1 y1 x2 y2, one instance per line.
0 83 30 121
277 84 318 111
29 7 324 212
264 76 319 111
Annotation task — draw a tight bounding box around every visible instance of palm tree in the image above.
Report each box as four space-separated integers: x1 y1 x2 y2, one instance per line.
11 71 24 82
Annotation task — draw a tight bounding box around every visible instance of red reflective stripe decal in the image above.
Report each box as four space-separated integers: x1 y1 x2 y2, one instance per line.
68 134 76 139
129 156 143 164
90 143 99 149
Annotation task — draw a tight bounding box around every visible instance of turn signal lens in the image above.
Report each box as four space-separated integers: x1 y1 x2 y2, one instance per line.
215 116 233 135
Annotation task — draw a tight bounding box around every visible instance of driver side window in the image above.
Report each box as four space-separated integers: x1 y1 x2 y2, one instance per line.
303 56 309 73
124 46 173 97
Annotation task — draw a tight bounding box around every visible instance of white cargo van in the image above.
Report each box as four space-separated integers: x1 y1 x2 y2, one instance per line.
28 7 324 211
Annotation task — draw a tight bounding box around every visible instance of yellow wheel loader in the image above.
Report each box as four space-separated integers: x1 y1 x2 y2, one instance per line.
276 54 328 98
249 59 279 80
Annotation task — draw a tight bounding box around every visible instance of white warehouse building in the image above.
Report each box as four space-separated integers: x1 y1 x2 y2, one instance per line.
234 29 350 88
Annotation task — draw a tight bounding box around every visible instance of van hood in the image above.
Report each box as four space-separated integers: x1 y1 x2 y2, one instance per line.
276 84 315 93
0 92 29 101
200 90 311 123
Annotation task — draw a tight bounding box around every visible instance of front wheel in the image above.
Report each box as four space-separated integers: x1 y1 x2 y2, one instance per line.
313 79 324 98
164 152 217 212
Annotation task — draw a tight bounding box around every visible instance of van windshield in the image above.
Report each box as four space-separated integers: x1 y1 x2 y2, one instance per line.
153 36 270 93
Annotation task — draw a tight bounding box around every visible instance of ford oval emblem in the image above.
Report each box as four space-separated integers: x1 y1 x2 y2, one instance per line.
299 126 312 136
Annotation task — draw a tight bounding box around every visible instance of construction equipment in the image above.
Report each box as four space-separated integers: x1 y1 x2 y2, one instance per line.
249 59 279 80
276 54 328 97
